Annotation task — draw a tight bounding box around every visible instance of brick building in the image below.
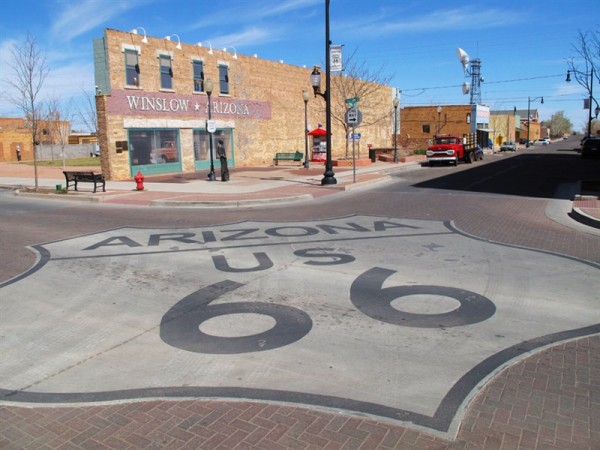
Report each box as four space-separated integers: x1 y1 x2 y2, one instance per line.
491 109 540 145
397 104 491 150
93 29 395 181
0 117 70 162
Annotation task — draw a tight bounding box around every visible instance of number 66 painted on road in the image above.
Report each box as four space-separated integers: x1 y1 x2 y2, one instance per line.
160 267 496 354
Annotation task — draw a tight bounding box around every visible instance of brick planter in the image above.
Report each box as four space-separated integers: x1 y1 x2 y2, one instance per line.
332 159 372 167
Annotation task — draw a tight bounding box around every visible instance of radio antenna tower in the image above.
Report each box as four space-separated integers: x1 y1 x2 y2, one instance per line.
457 48 484 133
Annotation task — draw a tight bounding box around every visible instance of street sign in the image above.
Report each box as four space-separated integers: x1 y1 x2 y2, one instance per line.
345 97 360 108
206 120 216 133
346 108 362 126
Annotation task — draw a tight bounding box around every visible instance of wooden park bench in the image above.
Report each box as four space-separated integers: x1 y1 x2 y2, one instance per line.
273 151 303 166
62 171 106 193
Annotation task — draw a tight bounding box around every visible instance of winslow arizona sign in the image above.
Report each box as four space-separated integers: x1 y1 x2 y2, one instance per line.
106 89 272 120
1 216 598 437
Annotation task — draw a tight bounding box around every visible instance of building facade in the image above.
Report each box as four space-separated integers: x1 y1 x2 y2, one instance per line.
94 29 395 180
398 104 490 150
0 117 70 162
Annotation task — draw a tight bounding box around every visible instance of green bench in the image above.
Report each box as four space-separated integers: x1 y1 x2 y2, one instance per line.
273 151 303 166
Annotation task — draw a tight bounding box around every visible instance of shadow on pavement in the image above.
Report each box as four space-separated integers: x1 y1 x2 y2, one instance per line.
414 149 600 200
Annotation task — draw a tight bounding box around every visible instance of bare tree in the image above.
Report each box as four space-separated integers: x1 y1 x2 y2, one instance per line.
330 49 394 158
4 34 49 190
567 28 600 134
46 96 73 170
76 88 98 135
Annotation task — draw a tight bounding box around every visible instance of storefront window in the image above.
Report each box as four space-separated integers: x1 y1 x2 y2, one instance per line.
194 128 233 169
129 129 180 167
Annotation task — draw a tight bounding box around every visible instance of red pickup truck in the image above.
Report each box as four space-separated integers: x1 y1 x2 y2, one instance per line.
152 141 179 163
426 133 482 166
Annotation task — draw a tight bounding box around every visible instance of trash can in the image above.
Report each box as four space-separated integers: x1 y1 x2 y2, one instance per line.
369 148 376 163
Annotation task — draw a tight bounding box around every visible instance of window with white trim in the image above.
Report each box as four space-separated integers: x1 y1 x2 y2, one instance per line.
125 49 140 87
160 54 173 90
193 60 204 93
219 64 229 95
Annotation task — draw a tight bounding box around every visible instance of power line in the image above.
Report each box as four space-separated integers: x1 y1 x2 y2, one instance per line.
401 73 565 92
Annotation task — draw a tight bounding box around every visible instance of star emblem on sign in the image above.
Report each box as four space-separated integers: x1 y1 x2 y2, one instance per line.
194 102 201 111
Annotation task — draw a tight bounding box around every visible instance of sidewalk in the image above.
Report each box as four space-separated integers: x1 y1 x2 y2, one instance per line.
0 160 415 208
571 180 600 229
1 160 599 228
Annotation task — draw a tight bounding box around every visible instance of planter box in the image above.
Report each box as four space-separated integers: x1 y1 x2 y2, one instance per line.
400 155 427 163
332 159 372 167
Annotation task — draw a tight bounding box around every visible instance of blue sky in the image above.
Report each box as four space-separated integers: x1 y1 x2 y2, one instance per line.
0 0 595 131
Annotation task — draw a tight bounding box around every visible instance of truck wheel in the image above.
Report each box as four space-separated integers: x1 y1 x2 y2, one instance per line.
465 151 474 164
452 157 458 166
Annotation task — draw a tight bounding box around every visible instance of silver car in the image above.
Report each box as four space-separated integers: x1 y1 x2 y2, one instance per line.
500 141 517 152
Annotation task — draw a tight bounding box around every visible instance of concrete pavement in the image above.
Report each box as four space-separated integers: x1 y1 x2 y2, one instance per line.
0 159 599 449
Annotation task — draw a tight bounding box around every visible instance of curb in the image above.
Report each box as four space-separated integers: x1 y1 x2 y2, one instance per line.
569 207 600 229
150 193 314 208
14 190 104 203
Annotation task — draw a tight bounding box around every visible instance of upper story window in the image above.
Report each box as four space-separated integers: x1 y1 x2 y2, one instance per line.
422 124 431 133
193 60 204 93
219 64 229 95
125 49 140 87
160 54 173 90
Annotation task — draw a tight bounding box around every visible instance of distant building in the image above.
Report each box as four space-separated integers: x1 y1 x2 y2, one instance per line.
398 104 491 150
68 132 98 145
0 117 71 162
490 110 520 147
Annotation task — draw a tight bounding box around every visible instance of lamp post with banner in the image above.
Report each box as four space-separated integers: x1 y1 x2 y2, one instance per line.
309 0 337 185
205 79 216 181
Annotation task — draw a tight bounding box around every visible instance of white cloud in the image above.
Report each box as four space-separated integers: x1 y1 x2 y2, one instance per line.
187 0 320 31
338 7 524 37
208 27 280 50
51 0 155 41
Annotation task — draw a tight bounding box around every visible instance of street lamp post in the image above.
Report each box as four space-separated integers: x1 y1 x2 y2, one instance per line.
309 0 336 185
303 90 310 169
393 96 399 162
436 105 442 135
526 96 544 147
205 79 216 181
566 68 597 139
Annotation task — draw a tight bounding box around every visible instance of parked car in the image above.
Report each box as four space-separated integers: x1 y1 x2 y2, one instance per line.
90 143 100 157
581 137 600 159
500 141 517 152
533 139 549 146
519 138 533 146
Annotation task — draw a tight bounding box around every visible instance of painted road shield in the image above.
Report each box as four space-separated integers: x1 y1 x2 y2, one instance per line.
1 216 598 435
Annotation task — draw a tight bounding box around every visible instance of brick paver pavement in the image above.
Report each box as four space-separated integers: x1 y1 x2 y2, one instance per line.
1 335 597 449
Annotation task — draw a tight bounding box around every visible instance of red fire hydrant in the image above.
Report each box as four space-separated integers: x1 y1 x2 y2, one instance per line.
134 171 144 191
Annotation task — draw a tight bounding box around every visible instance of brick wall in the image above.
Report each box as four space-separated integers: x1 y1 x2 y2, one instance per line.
397 105 472 151
0 117 71 162
97 29 394 180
